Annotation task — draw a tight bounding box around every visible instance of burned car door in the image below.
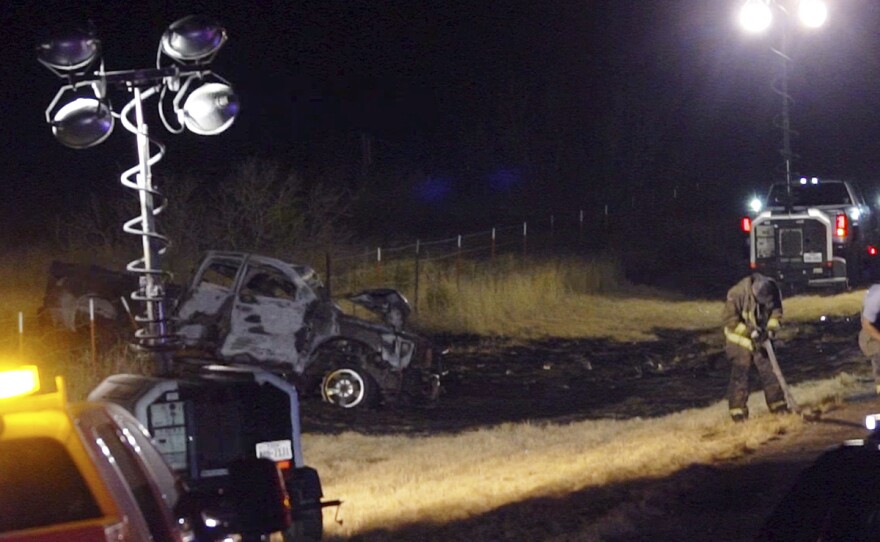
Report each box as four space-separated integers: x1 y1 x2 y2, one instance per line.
176 256 244 346
220 261 319 372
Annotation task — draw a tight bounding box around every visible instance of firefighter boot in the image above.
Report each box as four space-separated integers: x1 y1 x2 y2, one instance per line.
730 407 749 423
769 400 790 415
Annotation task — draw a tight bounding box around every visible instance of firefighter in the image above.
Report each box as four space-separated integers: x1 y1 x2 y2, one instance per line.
858 282 880 394
722 273 788 422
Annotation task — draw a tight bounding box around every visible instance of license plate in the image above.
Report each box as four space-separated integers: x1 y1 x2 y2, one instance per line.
255 439 293 461
803 252 823 263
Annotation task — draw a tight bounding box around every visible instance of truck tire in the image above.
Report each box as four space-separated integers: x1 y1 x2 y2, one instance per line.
284 466 324 542
320 364 379 409
285 510 323 542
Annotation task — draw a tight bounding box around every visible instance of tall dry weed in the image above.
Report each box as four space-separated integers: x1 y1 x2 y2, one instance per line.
332 254 868 341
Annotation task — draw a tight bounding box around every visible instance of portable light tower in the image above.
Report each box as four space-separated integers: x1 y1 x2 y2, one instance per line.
738 0 827 206
37 15 239 360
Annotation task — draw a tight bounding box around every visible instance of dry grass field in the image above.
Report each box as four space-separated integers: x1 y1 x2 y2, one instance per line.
0 246 871 539
307 376 860 540
341 256 867 341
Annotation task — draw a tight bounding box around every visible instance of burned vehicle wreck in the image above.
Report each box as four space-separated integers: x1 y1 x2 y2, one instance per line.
40 251 442 409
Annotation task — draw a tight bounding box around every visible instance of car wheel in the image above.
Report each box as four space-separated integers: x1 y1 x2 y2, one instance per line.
284 510 322 542
320 365 378 409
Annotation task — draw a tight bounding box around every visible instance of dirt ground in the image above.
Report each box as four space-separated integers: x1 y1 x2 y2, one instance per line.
299 314 880 540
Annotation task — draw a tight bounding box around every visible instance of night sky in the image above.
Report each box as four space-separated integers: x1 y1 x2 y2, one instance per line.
3 1 880 241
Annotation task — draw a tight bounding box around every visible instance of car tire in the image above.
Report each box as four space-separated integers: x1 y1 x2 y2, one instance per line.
284 510 323 542
320 364 378 409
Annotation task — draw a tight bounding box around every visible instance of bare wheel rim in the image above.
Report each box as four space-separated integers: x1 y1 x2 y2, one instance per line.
322 368 366 408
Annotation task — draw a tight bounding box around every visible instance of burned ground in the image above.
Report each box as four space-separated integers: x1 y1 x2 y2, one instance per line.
299 314 865 435
300 313 874 541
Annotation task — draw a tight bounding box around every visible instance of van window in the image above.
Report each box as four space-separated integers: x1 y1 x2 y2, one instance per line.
0 437 102 533
768 182 851 207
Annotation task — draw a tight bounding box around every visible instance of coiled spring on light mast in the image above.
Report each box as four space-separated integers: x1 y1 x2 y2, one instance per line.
118 85 176 349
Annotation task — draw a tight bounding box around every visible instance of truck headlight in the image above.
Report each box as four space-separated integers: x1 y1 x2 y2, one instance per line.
749 197 763 213
847 206 861 221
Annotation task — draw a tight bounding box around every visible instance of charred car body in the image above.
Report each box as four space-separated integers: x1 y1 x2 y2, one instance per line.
40 251 442 410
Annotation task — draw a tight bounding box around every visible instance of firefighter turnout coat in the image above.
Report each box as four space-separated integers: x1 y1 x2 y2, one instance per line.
722 274 782 351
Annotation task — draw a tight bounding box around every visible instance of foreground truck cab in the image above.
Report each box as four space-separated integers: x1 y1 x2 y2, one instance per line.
743 178 880 291
0 365 293 542
88 363 329 541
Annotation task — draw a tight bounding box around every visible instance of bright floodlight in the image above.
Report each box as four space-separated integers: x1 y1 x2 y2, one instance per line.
37 28 100 71
161 15 227 62
749 197 763 213
740 0 772 32
798 0 828 28
52 97 114 149
180 82 239 135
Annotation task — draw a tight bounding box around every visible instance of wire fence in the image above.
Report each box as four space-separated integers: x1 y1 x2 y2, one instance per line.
318 180 747 314
321 207 631 314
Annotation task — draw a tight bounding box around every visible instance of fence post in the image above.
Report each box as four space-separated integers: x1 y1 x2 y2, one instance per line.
523 221 528 258
456 235 462 289
579 209 584 241
414 240 421 315
376 247 382 285
89 297 97 365
18 311 23 355
325 252 332 298
491 227 496 259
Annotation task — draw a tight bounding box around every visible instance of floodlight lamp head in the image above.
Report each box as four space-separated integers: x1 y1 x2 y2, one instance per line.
37 26 101 73
161 15 227 63
798 0 828 28
179 82 239 135
51 97 114 149
739 0 772 33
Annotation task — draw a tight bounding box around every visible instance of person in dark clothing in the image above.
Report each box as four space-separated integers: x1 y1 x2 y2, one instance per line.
722 273 788 422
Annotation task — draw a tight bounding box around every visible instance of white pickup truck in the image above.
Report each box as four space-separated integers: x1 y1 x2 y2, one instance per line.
743 178 880 291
